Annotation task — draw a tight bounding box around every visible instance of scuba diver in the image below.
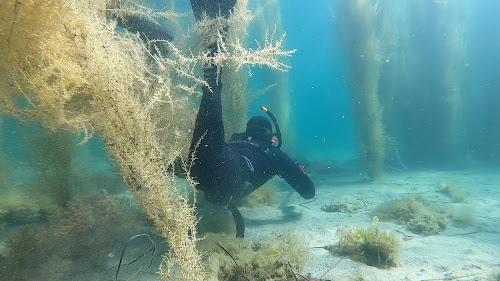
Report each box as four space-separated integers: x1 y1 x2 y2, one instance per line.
189 0 315 238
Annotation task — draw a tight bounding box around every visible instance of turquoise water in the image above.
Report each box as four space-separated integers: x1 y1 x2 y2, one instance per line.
279 0 500 168
1 1 500 280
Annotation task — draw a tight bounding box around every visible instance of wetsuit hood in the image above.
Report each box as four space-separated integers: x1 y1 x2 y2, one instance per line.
246 116 273 143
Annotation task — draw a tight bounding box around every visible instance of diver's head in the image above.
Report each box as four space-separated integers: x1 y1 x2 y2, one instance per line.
246 116 273 143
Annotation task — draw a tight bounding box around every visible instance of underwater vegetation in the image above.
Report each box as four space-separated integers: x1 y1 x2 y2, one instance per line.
0 194 148 281
336 0 387 181
23 127 79 208
334 0 482 171
0 205 49 226
221 0 250 139
437 182 467 203
327 217 400 268
449 205 476 227
0 0 293 279
374 196 448 235
194 181 278 237
321 201 353 213
321 198 364 214
239 182 277 207
195 192 237 235
199 231 310 281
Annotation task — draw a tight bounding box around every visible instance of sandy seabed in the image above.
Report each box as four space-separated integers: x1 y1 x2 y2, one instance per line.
4 167 499 281
238 167 500 281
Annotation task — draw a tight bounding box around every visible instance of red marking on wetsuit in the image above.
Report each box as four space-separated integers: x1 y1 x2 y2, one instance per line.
297 163 307 175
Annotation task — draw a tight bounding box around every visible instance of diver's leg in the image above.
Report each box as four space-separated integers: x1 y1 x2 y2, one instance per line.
190 64 224 154
189 0 246 238
227 201 245 238
189 0 236 158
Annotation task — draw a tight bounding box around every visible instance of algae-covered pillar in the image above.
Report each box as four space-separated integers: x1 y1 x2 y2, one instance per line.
337 0 385 181
255 0 292 150
0 1 205 279
222 0 250 138
28 129 76 207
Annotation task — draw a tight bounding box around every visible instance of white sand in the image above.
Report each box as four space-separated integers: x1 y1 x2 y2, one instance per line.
6 167 498 281
239 167 500 281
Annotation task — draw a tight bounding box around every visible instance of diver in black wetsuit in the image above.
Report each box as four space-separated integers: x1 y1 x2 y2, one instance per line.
189 0 315 238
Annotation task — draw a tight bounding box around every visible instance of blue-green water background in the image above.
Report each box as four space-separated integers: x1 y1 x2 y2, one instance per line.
281 0 354 162
156 0 500 169
263 0 499 169
2 1 500 279
3 0 500 178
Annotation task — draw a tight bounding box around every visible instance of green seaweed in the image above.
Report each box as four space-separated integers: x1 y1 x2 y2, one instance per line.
327 217 400 268
321 198 363 214
337 1 387 181
374 196 447 235
200 231 309 281
437 182 467 203
0 194 148 281
450 205 476 227
0 205 49 225
0 0 297 277
195 193 236 235
239 182 277 207
321 201 352 213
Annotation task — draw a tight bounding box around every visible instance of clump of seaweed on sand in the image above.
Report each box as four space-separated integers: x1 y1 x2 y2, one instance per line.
199 231 318 281
325 216 401 268
373 196 448 235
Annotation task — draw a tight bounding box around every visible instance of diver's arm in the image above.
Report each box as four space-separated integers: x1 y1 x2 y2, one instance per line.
106 8 173 56
191 0 237 21
114 14 174 42
276 150 315 199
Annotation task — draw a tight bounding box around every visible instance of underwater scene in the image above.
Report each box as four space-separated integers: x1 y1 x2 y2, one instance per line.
1 0 499 280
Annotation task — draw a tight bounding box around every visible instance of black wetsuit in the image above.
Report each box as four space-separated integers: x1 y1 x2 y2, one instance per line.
189 0 315 236
189 65 315 205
